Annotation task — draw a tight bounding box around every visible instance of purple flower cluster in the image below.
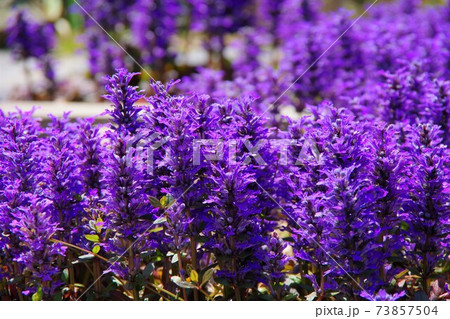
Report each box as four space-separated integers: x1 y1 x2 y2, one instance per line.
1 67 448 301
130 0 180 68
403 124 449 292
78 0 179 80
6 11 55 62
6 10 56 95
179 0 450 128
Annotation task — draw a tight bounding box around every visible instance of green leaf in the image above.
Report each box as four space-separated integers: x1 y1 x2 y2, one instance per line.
190 270 199 283
85 234 100 243
167 194 175 206
154 216 167 225
283 293 298 301
149 226 163 233
135 274 145 288
143 263 155 278
61 268 69 283
400 221 409 231
53 291 63 301
92 245 101 254
79 254 95 260
394 269 409 279
160 194 175 208
186 264 194 275
201 268 214 287
32 287 43 301
148 196 162 208
171 276 196 289
160 196 168 208
258 294 275 301
214 277 230 286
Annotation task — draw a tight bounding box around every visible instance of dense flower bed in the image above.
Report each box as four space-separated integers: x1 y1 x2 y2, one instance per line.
0 68 448 301
1 0 449 301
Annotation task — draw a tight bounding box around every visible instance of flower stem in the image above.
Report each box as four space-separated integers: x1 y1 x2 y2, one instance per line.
186 208 199 301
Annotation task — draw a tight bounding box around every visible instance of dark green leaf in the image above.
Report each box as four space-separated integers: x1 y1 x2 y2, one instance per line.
53 291 63 301
143 263 154 278
201 268 214 287
61 268 69 283
214 277 230 286
109 256 121 263
148 196 162 208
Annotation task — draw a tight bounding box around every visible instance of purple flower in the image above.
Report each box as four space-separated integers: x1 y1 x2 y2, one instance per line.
368 124 407 258
11 198 66 297
403 124 449 290
187 0 252 63
286 107 386 296
260 233 290 299
188 0 252 36
204 164 264 297
6 10 56 93
6 10 55 61
82 29 127 83
79 0 137 30
77 119 104 197
0 110 44 274
130 0 180 68
43 115 83 235
103 69 144 134
280 20 333 110
361 289 406 301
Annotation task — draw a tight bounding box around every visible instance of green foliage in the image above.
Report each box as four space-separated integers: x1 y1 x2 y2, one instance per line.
32 287 43 301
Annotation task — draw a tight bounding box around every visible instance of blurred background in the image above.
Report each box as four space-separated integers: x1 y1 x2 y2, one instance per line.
0 0 447 103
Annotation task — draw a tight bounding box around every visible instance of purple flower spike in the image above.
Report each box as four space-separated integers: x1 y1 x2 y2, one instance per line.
104 69 144 134
11 198 66 298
